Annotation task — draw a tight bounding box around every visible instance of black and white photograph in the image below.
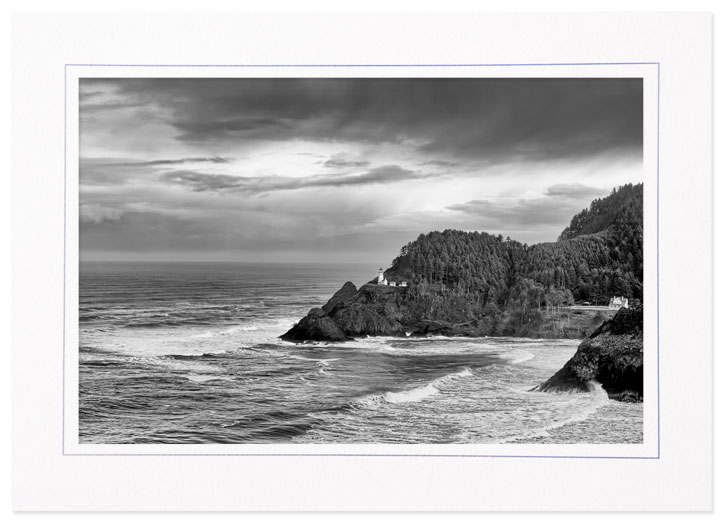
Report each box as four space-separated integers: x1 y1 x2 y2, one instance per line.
78 77 644 445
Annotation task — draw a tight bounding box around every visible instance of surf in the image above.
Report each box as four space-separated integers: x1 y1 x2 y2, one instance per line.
352 367 474 408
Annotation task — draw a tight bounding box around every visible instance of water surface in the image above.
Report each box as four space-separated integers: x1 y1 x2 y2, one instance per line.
79 262 642 444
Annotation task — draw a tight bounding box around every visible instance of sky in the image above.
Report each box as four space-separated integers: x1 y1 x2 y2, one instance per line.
79 78 643 264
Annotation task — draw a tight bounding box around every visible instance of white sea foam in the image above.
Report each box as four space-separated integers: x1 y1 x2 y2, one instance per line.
283 354 340 375
501 381 611 443
353 368 474 408
540 381 610 429
218 325 259 335
382 383 440 403
502 349 536 365
286 355 340 365
188 331 216 340
336 336 500 356
186 374 227 383
145 356 225 376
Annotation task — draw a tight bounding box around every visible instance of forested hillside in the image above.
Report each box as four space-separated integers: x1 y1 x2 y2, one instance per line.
386 183 643 307
559 183 643 241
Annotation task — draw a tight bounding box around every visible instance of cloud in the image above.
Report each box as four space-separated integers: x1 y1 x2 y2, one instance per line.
160 171 246 192
79 157 234 188
421 160 459 168
447 191 601 229
90 156 231 167
160 165 438 194
84 78 642 164
80 204 125 224
545 183 608 199
78 78 643 261
323 153 370 169
319 165 423 187
173 116 294 142
80 99 152 113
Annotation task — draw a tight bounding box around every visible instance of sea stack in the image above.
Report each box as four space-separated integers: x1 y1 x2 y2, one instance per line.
533 304 643 402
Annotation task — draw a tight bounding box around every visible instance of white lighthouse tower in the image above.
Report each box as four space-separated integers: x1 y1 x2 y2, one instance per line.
377 267 385 284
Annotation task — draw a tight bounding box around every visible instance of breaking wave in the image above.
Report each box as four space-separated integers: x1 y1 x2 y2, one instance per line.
502 349 536 365
352 368 474 408
502 381 611 443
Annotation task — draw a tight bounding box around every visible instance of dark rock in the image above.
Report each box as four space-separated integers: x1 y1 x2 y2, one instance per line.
609 390 643 403
321 281 357 315
533 305 643 402
280 270 621 343
280 308 349 342
330 302 404 337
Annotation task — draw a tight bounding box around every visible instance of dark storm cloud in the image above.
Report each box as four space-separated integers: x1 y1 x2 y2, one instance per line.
86 77 642 163
161 165 437 193
173 116 294 141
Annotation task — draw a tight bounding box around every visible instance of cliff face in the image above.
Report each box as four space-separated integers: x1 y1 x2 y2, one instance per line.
281 307 349 342
281 283 407 342
533 305 643 402
280 281 614 342
321 281 358 315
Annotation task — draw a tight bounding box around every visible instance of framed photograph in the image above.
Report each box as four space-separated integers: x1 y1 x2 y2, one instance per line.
12 11 713 511
68 72 655 455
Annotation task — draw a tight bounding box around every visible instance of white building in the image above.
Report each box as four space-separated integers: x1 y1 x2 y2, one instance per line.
377 268 407 287
608 296 629 310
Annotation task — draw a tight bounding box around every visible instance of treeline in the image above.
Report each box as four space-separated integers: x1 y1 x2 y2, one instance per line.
387 183 644 313
559 183 643 241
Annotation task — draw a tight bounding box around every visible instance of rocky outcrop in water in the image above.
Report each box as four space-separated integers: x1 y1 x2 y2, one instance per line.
533 305 643 402
281 283 407 342
280 306 349 342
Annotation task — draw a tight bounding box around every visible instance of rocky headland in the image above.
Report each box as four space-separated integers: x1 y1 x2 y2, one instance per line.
533 304 643 402
281 183 643 355
281 279 616 342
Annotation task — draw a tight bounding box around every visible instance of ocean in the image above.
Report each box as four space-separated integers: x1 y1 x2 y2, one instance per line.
79 261 643 444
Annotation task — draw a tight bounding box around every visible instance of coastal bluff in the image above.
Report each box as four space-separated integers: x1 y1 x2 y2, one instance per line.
533 304 643 402
281 185 643 344
280 279 615 342
281 282 409 342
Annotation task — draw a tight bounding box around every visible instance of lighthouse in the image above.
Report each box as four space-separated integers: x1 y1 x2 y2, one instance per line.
377 267 385 284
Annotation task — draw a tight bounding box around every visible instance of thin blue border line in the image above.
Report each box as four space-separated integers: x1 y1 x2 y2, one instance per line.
62 453 658 459
62 64 67 455
656 62 661 459
66 62 658 67
65 62 660 459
